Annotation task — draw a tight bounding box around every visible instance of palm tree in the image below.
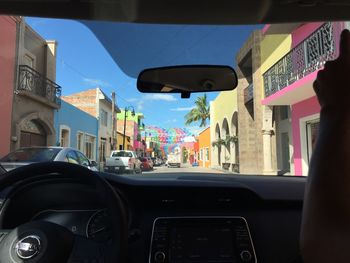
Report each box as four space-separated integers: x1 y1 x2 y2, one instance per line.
184 94 210 127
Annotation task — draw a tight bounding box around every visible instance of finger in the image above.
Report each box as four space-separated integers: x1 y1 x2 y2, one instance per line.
323 60 336 70
316 68 326 82
339 29 350 61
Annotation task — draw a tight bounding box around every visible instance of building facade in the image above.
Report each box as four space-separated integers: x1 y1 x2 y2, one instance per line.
0 16 18 157
117 110 144 154
210 90 239 171
54 100 98 161
198 127 211 168
116 132 132 150
234 30 280 175
261 22 344 175
62 88 120 167
0 16 61 156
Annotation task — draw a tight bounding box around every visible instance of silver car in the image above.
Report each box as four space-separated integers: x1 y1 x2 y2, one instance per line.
0 147 98 172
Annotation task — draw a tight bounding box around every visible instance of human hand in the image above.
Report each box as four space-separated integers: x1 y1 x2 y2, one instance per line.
314 29 350 112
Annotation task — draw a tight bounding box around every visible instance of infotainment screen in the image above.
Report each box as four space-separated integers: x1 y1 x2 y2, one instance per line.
170 226 236 262
149 217 256 263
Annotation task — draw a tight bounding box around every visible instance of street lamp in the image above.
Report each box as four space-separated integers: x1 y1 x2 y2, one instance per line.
123 106 135 150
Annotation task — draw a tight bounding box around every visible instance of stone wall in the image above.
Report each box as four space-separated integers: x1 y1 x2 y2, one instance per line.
236 30 277 175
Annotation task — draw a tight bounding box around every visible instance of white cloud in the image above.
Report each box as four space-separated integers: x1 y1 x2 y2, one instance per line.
143 94 177 102
165 118 177 123
83 78 112 88
186 126 202 136
136 101 144 111
170 106 194 112
126 98 139 102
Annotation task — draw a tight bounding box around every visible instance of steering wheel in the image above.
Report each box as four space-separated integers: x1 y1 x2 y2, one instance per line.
0 162 128 263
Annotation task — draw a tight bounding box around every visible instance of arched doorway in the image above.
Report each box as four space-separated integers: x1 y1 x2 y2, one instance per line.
215 123 221 165
222 118 230 154
231 112 239 170
221 118 230 169
20 119 47 147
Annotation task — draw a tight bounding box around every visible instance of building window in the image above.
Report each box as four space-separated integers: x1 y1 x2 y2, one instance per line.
85 134 96 160
306 119 320 163
60 125 70 147
205 148 209 162
280 106 289 120
77 132 84 152
23 53 35 68
100 110 108 127
200 149 203 161
99 139 107 163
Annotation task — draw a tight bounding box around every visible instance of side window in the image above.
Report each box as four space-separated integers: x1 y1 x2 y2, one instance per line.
66 151 79 164
76 151 90 167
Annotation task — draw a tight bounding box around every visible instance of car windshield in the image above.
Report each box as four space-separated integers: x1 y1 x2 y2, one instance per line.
0 148 60 163
112 151 133 158
0 16 336 176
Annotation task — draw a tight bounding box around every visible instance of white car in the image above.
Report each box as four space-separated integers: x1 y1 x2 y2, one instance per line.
104 150 142 174
0 147 98 172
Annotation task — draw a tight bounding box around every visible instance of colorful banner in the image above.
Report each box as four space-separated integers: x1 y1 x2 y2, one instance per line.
141 126 196 155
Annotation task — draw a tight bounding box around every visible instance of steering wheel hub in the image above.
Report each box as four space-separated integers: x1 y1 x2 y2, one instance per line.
15 235 41 259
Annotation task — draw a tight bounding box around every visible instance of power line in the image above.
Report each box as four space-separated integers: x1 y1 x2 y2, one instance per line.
58 57 169 125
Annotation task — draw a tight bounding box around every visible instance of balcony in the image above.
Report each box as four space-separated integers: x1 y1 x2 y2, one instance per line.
263 22 337 100
244 83 253 103
17 65 62 108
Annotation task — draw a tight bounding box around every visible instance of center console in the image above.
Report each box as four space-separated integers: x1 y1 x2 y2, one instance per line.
149 217 256 263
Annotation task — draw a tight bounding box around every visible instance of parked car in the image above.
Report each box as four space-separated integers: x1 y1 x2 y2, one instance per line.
105 150 142 174
152 157 162 166
167 150 181 168
0 147 98 172
146 157 154 170
139 157 153 171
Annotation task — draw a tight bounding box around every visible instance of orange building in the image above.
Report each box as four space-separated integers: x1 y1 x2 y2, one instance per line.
198 127 211 168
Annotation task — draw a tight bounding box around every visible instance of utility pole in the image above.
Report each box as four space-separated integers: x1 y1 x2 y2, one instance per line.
123 108 127 150
123 106 135 150
111 92 116 150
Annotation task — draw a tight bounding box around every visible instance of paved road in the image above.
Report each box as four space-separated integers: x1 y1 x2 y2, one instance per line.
142 164 224 174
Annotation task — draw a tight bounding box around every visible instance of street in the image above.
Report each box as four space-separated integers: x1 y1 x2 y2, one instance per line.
142 164 224 175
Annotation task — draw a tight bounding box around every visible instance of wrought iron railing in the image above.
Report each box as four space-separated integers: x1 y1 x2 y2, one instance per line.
17 65 62 105
263 22 337 97
244 83 254 103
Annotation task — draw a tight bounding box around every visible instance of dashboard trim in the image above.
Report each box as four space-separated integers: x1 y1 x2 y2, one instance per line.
148 216 257 263
30 209 99 221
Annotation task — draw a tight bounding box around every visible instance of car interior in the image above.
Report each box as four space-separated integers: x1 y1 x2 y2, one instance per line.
1 1 348 263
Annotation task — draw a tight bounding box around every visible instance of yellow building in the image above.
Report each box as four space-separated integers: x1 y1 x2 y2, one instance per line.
210 89 238 171
198 127 211 168
116 132 132 151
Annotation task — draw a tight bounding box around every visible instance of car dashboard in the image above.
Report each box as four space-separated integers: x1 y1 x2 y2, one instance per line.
0 173 305 263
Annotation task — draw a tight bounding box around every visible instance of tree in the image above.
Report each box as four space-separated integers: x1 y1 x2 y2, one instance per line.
185 94 210 127
212 135 238 165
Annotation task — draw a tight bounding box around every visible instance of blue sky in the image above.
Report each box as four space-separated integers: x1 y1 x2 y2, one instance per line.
26 17 260 134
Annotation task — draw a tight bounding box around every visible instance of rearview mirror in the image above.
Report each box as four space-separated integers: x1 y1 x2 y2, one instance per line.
137 65 237 98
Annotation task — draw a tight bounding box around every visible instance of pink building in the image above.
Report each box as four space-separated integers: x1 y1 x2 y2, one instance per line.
0 16 18 157
262 22 345 175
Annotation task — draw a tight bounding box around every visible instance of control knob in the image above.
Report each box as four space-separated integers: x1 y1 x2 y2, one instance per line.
154 251 166 263
240 250 252 262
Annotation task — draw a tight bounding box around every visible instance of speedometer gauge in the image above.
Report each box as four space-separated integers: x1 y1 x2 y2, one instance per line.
86 209 111 242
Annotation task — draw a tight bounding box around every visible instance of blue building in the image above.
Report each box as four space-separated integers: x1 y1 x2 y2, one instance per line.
54 100 98 161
